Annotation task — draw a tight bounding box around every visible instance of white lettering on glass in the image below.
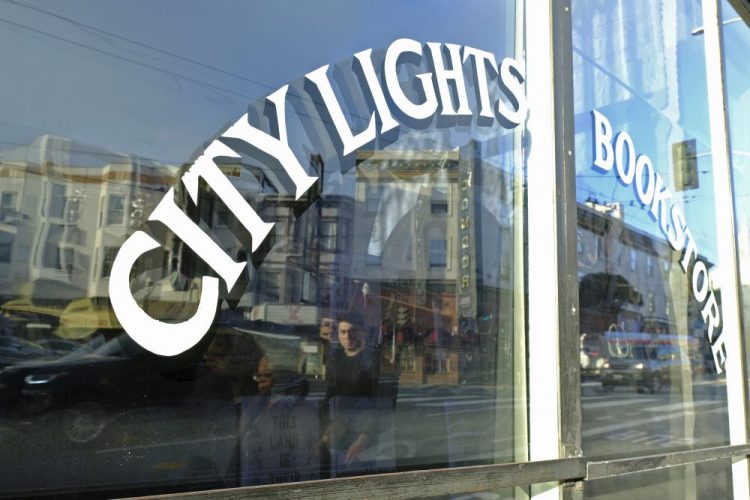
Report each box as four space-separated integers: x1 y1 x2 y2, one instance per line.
384 38 439 120
305 65 378 156
590 109 726 373
497 57 527 127
426 42 472 117
110 41 527 356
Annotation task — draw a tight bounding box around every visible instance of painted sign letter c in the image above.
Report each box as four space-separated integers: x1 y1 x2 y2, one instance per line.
108 231 219 356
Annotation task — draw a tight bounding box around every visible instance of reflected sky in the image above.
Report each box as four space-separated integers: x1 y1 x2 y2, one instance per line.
572 0 719 262
0 0 514 165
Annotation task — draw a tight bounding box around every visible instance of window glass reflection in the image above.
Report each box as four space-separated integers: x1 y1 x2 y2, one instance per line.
573 0 729 459
0 1 526 495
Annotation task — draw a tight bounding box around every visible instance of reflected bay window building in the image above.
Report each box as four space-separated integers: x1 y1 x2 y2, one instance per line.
0 135 177 336
354 145 516 385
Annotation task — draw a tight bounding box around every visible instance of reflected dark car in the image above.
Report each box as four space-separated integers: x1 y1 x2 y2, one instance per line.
0 333 208 443
0 327 309 444
600 344 693 393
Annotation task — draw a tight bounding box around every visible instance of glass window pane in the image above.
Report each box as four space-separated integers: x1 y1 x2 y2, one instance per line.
429 238 448 268
0 1 529 496
722 0 750 431
573 0 730 459
586 459 734 499
105 194 125 225
0 231 12 263
0 191 18 223
48 184 66 219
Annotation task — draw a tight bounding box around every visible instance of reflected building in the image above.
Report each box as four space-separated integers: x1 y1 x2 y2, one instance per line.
250 191 355 321
353 143 516 385
0 135 177 337
577 199 714 372
0 132 520 390
176 151 356 333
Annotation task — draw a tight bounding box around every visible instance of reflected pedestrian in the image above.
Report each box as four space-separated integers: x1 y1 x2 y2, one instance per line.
240 356 319 485
322 313 379 477
187 330 265 488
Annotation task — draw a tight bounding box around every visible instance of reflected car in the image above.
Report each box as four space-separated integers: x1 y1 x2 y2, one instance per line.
0 333 213 443
580 333 605 376
600 344 693 393
0 327 308 444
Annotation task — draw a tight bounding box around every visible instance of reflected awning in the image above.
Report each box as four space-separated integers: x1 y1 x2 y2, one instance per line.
1 297 65 319
3 291 203 339
59 298 121 336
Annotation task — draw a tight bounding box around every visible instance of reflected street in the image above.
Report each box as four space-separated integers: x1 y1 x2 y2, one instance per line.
0 375 730 495
581 376 728 457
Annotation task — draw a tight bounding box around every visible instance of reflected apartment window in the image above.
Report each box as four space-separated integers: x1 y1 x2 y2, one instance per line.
42 224 64 270
106 194 125 225
629 248 637 271
0 231 12 263
48 184 66 219
429 239 448 268
61 247 74 275
300 271 315 303
101 247 119 277
593 236 601 259
0 192 18 223
431 187 449 214
321 220 338 251
288 270 302 302
366 184 383 214
260 271 281 302
646 255 653 275
65 197 80 224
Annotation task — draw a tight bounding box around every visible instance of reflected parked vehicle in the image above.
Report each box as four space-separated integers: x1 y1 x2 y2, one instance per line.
0 333 214 443
0 326 310 444
580 332 606 376
600 343 693 393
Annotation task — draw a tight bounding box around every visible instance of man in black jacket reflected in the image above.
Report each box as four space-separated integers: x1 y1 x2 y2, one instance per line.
323 313 379 477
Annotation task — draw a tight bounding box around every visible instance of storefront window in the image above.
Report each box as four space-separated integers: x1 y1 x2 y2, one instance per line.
0 1 528 495
573 0 730 460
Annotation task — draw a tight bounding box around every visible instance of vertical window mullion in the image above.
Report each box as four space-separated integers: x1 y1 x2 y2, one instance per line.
552 0 584 496
525 1 567 498
700 0 750 498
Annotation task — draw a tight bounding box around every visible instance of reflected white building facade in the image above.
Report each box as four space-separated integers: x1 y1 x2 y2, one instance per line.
0 135 177 312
